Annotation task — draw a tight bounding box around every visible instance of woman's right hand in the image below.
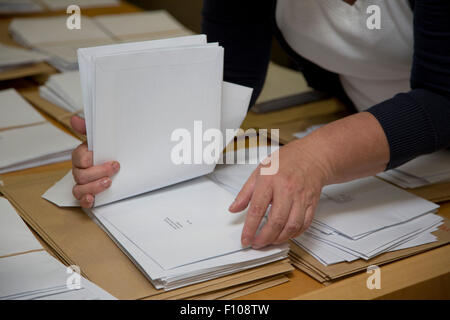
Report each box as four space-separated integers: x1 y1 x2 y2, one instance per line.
70 116 120 208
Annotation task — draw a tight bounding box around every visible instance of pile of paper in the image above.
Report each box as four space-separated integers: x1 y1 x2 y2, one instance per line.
39 71 83 115
79 35 227 205
9 15 114 71
291 177 441 265
43 169 289 291
0 197 116 300
0 89 80 173
378 151 450 188
9 10 191 71
0 43 48 71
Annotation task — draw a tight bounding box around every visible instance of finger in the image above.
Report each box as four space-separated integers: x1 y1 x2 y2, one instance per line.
70 116 86 135
273 200 306 244
72 177 112 200
72 143 93 169
229 168 259 213
251 188 293 249
295 203 316 237
79 194 95 208
240 182 272 247
73 161 120 185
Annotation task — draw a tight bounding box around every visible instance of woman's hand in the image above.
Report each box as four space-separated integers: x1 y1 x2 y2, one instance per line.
229 112 390 249
70 116 120 208
229 139 330 249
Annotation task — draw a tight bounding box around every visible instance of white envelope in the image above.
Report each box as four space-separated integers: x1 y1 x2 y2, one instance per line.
0 88 45 129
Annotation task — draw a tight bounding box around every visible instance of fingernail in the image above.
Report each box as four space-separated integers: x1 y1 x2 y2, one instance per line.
252 242 264 250
229 200 237 211
111 161 120 171
101 178 111 188
242 237 250 247
85 194 94 204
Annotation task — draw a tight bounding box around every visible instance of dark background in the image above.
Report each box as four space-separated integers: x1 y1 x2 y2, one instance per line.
128 0 293 68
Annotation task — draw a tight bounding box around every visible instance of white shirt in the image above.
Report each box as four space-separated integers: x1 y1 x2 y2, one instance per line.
276 0 413 111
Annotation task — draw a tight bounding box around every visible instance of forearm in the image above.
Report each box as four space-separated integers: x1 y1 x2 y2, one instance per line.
299 112 390 185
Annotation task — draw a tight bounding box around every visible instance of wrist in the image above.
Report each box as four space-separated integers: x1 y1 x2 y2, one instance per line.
289 137 336 186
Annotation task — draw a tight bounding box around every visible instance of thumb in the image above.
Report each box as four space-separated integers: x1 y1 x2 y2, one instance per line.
70 115 86 135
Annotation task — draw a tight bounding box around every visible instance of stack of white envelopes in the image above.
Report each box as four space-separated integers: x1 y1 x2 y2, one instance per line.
209 147 443 266
0 43 48 72
9 15 114 71
78 34 243 206
86 177 289 290
39 71 83 115
43 170 289 290
9 10 191 71
0 197 115 300
42 35 290 291
378 150 450 188
0 89 80 173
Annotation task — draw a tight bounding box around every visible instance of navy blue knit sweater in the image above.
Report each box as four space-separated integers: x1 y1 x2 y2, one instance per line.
202 0 450 170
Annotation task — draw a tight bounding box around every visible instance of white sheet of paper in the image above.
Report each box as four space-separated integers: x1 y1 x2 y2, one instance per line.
9 16 112 46
78 35 208 149
0 122 80 173
94 11 186 41
90 196 287 289
294 227 438 266
309 213 443 259
208 145 280 196
0 88 45 129
42 171 78 207
395 150 450 179
45 71 83 111
0 197 42 257
0 251 67 298
0 250 116 300
0 43 47 67
314 177 439 239
96 177 245 270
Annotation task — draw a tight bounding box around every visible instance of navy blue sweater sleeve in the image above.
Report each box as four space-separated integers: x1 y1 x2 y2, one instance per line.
366 0 450 169
201 0 275 106
202 0 450 170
